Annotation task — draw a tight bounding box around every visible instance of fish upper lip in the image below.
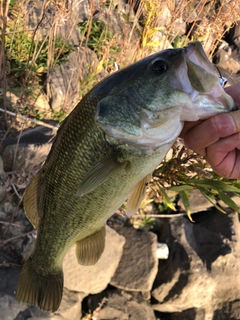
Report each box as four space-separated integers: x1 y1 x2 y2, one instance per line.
183 43 195 57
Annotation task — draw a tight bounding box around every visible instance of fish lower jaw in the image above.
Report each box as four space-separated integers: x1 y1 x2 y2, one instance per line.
103 122 182 151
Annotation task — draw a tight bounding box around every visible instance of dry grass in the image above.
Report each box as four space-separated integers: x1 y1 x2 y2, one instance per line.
136 0 240 58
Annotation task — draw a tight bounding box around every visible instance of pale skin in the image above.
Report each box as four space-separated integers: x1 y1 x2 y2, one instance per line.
180 82 240 179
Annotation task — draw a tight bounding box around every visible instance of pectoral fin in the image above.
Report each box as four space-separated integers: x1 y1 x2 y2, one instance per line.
126 174 151 216
75 226 106 265
77 155 125 197
23 171 42 228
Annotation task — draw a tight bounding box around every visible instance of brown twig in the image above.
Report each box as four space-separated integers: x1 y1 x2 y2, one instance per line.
0 108 58 129
0 231 34 245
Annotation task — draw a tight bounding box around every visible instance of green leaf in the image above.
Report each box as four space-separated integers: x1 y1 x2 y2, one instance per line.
159 188 176 211
218 190 239 211
198 187 226 214
170 184 194 192
191 179 240 193
179 191 193 222
233 180 240 189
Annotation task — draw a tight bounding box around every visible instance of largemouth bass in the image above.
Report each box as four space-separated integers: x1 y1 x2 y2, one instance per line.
16 41 235 312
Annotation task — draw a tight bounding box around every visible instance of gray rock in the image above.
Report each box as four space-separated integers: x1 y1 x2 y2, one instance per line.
68 0 99 24
155 308 205 320
46 47 107 111
94 9 140 65
110 225 158 295
0 266 27 320
212 300 240 320
96 290 156 320
63 225 125 294
226 20 240 50
214 47 240 74
0 294 27 320
2 126 55 171
152 209 240 319
24 1 81 46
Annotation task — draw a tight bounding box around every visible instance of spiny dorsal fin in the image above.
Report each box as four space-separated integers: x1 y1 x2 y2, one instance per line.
75 226 106 265
76 155 125 197
126 174 151 216
23 171 42 229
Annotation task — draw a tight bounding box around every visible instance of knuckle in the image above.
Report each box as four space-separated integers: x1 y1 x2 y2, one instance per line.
207 115 225 136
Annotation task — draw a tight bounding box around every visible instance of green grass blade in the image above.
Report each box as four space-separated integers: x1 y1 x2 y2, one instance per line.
179 191 193 222
159 187 176 211
218 190 239 211
198 187 226 214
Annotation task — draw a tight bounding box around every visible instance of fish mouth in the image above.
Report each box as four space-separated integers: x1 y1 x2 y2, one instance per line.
181 41 236 112
183 43 195 57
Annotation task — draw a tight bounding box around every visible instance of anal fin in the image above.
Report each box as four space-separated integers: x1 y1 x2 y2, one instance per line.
126 174 151 216
75 226 106 265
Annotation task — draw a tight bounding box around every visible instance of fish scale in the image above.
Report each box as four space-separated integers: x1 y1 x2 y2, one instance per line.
16 41 235 312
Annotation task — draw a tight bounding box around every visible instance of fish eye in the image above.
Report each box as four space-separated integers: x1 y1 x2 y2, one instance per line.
151 59 169 73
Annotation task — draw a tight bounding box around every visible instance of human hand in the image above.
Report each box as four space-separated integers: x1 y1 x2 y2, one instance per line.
180 82 240 179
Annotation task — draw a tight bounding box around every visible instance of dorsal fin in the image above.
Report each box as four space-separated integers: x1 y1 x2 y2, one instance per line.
24 171 42 228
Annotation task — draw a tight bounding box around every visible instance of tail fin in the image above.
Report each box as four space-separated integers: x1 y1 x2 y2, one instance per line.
16 258 63 312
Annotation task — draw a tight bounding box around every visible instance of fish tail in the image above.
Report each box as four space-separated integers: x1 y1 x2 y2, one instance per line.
16 258 63 312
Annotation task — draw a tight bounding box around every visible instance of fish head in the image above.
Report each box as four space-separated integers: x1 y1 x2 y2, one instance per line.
95 41 235 149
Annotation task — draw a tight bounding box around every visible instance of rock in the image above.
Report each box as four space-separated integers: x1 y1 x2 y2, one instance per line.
46 50 80 111
110 225 158 296
46 47 107 111
152 209 240 319
24 1 81 46
0 294 27 320
5 91 19 109
212 300 240 320
94 9 140 65
155 308 205 320
92 290 156 320
226 20 240 51
33 93 51 113
1 126 55 171
63 225 125 294
24 0 55 39
0 265 27 320
68 0 99 24
214 47 240 74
